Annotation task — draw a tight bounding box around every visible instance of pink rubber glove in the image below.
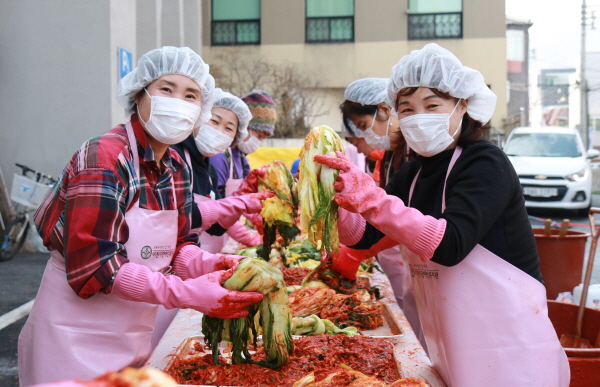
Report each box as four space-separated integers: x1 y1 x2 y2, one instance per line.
197 191 273 229
29 382 86 387
332 237 399 280
315 151 446 262
245 212 265 235
113 263 263 319
227 221 263 247
172 244 244 281
232 167 267 196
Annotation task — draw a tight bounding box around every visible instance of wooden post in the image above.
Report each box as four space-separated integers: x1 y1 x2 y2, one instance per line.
544 219 552 236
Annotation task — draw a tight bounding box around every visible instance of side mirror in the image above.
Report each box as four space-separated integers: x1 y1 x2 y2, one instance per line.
587 149 600 159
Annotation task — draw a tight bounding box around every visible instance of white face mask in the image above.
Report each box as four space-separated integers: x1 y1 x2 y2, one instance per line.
195 124 234 157
237 134 262 154
138 89 201 145
362 114 391 151
399 100 462 157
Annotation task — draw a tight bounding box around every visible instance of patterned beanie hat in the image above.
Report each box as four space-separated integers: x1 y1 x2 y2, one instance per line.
242 89 276 136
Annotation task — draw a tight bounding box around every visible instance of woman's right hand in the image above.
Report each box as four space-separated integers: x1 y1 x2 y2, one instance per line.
314 151 381 214
112 263 263 319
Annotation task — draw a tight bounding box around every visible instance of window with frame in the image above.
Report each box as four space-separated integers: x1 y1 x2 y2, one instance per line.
306 0 354 43
594 118 600 132
408 0 462 40
211 0 260 45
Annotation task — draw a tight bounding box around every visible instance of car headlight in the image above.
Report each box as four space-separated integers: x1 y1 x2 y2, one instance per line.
565 168 589 182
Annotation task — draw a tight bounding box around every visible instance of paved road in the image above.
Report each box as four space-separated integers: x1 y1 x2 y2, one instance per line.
2 200 600 387
0 253 48 387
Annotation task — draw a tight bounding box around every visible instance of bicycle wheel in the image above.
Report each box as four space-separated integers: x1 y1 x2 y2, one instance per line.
0 214 30 261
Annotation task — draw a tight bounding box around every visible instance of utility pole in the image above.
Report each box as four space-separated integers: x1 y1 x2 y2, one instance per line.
581 0 589 149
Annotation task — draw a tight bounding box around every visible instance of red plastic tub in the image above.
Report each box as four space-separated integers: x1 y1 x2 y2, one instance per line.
547 300 600 387
533 228 589 300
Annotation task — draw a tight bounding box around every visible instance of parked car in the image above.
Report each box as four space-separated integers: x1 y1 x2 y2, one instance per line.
503 126 600 216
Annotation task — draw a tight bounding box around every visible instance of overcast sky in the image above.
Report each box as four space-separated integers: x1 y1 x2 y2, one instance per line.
506 0 600 70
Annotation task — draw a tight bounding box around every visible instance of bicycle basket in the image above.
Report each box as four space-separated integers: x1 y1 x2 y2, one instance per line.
10 173 53 209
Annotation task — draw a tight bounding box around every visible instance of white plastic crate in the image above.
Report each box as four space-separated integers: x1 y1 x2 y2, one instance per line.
10 174 52 209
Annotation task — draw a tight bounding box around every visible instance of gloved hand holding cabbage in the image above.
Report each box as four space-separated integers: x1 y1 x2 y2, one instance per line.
314 151 446 263
255 161 300 258
202 257 293 368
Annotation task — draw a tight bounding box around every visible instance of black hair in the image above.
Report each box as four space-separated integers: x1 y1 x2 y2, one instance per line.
339 100 378 137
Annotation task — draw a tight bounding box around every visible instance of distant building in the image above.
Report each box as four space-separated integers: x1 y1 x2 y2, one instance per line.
539 68 576 127
201 0 507 135
505 17 533 135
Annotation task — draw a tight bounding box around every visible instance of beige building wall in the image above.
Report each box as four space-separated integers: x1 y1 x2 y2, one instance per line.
0 0 202 184
201 0 507 132
315 88 346 131
110 0 138 129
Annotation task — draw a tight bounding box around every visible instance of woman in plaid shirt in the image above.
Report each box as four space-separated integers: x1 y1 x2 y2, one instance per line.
18 47 269 385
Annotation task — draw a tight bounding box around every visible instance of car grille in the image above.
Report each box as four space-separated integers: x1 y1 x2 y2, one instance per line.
521 184 568 202
518 175 565 180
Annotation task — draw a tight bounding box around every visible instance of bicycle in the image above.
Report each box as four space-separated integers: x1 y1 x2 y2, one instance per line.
0 163 56 261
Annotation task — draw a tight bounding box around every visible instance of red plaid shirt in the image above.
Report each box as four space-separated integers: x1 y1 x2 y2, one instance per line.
34 114 198 298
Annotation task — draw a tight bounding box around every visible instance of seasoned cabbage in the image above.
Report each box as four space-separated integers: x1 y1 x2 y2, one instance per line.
256 160 300 259
298 126 344 255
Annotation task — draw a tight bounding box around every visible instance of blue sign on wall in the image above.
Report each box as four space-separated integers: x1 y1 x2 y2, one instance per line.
119 48 133 79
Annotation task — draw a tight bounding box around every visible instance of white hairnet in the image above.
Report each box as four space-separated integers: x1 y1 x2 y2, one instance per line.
387 43 497 124
345 78 390 106
116 46 215 128
213 88 251 146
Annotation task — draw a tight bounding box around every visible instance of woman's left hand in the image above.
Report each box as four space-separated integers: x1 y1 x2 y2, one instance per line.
214 254 244 271
314 151 381 213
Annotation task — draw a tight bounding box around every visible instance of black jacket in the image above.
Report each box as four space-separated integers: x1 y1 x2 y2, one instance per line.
353 140 542 282
170 135 226 236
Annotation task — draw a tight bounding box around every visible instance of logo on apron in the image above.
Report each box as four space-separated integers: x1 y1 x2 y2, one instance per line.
409 263 439 280
141 246 152 259
152 245 175 259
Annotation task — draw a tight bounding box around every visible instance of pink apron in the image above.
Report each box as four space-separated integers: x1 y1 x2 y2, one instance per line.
18 122 178 386
403 146 569 387
224 147 244 198
183 150 227 254
376 245 407 310
376 245 426 350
